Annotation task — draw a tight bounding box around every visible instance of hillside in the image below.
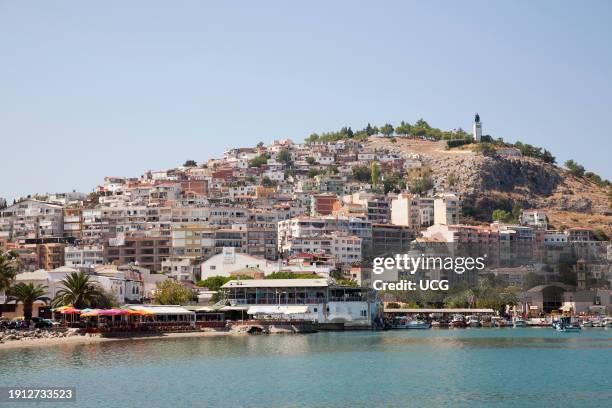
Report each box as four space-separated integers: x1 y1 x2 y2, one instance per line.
366 137 612 234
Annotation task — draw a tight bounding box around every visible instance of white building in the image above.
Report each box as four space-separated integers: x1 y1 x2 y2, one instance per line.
520 210 548 229
280 233 362 265
0 199 64 240
391 193 434 228
200 247 280 280
221 278 376 328
433 193 461 225
64 245 105 269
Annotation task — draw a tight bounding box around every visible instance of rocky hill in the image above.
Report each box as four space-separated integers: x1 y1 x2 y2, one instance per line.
366 137 612 234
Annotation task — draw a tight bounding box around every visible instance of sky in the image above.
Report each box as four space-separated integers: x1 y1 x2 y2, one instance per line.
1 1 611 201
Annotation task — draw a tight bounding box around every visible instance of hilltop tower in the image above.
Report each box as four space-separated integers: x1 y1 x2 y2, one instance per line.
473 113 482 142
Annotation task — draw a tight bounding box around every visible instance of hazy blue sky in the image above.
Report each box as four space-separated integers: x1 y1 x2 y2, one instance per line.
1 1 611 200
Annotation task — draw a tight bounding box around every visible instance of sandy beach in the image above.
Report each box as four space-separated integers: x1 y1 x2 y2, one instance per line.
0 331 235 351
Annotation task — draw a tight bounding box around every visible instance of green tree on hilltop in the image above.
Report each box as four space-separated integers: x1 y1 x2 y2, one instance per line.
380 123 394 137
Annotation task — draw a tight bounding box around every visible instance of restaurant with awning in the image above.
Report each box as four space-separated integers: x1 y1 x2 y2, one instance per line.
125 305 196 326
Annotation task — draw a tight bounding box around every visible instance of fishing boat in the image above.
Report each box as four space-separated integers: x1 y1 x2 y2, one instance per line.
553 316 581 332
392 317 431 329
512 317 527 328
466 315 481 328
450 314 467 328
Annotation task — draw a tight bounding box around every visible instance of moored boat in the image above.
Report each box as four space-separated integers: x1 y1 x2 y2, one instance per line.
553 316 581 332
450 314 466 328
392 317 431 329
466 315 481 328
512 317 527 328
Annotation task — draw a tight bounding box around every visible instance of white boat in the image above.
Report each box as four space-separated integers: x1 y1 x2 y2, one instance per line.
512 317 527 328
466 315 481 328
392 317 431 329
580 320 594 328
553 317 581 332
603 317 612 328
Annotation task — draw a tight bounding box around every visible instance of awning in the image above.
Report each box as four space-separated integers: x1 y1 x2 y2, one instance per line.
247 306 309 315
127 305 194 315
220 305 249 311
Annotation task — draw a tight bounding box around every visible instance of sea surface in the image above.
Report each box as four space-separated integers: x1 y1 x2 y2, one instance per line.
1 328 611 408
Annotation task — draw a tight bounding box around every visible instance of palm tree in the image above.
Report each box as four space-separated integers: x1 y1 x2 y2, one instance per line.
52 271 106 309
0 252 19 317
0 251 18 294
5 283 50 321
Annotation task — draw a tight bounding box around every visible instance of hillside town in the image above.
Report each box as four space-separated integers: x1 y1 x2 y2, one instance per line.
0 117 611 330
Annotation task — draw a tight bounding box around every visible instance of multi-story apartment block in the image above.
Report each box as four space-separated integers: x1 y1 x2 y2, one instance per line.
170 223 215 259
0 199 64 240
63 207 83 239
433 193 461 225
280 233 362 265
390 193 434 228
278 216 372 251
104 234 171 272
64 244 105 270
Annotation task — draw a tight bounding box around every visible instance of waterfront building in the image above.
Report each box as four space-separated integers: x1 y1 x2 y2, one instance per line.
220 278 375 328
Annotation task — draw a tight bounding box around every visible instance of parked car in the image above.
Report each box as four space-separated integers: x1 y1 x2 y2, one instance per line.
31 317 57 329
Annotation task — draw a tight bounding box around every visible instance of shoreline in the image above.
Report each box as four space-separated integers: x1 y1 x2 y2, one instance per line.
0 330 237 351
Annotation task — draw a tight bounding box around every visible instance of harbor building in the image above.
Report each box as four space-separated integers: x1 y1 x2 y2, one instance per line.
220 278 378 329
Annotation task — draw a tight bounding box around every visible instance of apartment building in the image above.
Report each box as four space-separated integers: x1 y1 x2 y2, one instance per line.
0 199 64 240
280 233 362 265
104 234 171 272
390 193 434 228
433 193 461 225
64 244 105 269
422 224 500 244
278 215 372 250
170 223 215 259
63 207 83 239
519 209 548 229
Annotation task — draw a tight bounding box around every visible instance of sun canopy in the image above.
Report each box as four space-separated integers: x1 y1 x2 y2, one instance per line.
247 306 309 315
126 305 195 315
53 306 81 314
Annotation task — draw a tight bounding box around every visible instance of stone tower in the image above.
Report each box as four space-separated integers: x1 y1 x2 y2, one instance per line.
473 113 482 142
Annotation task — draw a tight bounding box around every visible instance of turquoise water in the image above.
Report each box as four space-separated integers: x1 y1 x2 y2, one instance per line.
1 328 611 408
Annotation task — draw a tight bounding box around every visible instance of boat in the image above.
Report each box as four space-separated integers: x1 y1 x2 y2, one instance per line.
466 315 481 328
392 317 431 329
450 314 466 328
491 316 508 327
603 317 612 328
553 316 581 332
580 319 594 328
512 317 527 328
431 320 450 328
